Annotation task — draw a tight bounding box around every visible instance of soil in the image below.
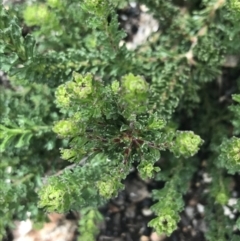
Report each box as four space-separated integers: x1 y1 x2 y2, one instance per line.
96 170 207 241
9 169 208 241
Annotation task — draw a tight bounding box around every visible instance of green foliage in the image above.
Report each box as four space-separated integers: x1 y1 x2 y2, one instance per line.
170 131 203 158
219 137 240 174
78 207 103 241
38 154 110 212
218 95 240 174
1 0 240 240
48 71 202 209
149 158 196 235
0 80 65 237
0 83 53 151
229 0 240 14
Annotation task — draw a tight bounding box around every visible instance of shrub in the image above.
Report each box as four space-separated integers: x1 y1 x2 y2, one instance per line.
1 0 240 240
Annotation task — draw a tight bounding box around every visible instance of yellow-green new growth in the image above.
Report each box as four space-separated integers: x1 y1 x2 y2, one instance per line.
138 162 161 179
216 192 229 205
111 80 120 94
60 148 77 161
47 0 62 8
53 119 78 137
72 72 93 99
23 4 52 26
227 138 240 163
219 137 240 174
97 177 124 199
82 0 109 16
38 183 70 212
55 85 70 107
122 73 148 95
121 73 149 117
55 72 93 108
229 0 240 11
148 118 166 130
148 213 179 236
170 131 203 158
97 180 115 198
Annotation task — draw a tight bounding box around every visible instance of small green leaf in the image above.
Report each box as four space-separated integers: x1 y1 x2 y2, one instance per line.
232 94 240 103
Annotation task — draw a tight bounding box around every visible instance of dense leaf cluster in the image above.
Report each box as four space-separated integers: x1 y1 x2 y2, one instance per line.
1 0 240 240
